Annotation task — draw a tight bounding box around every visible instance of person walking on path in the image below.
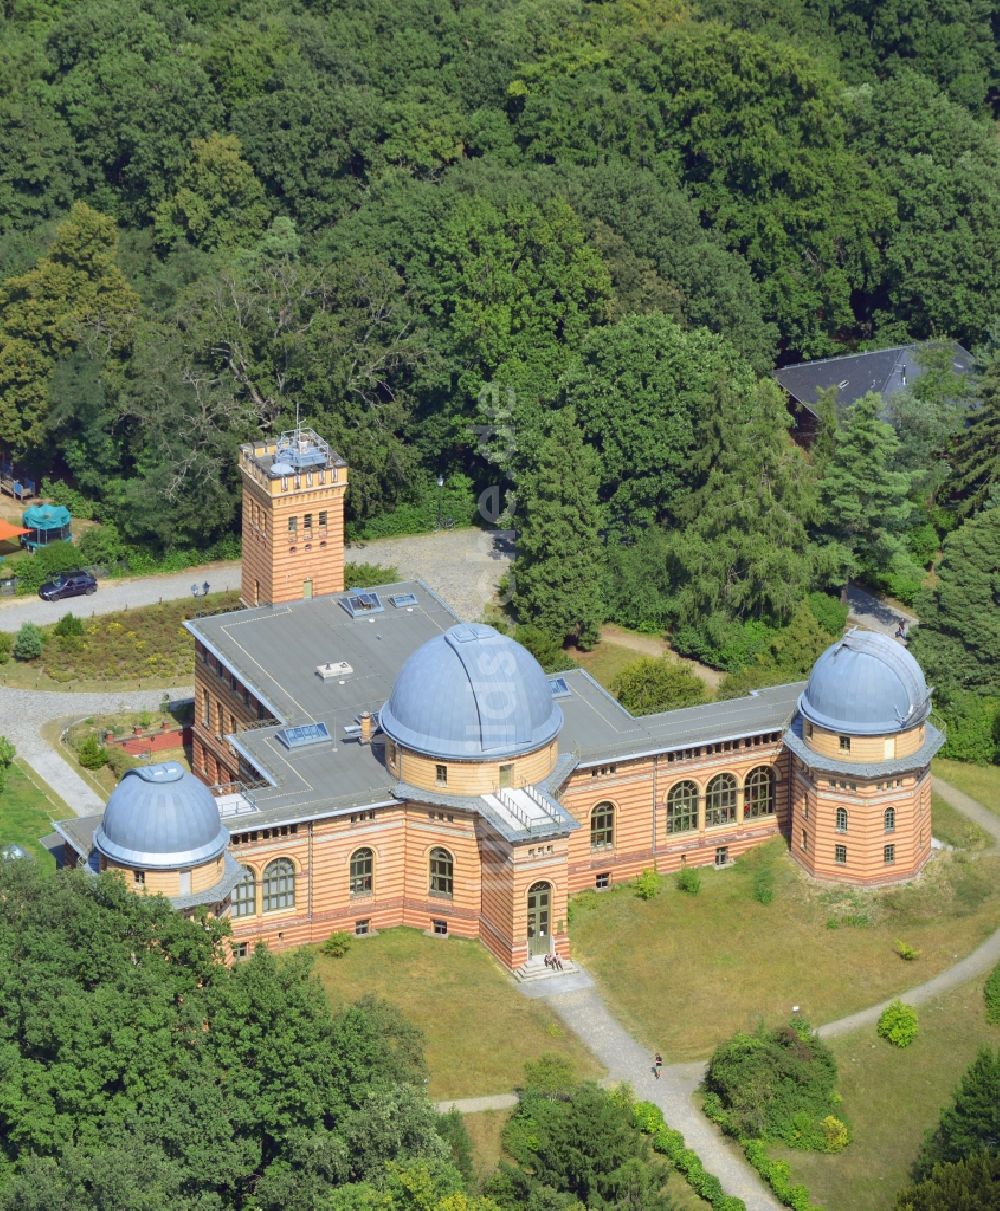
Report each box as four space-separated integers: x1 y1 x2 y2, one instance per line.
653 1052 663 1079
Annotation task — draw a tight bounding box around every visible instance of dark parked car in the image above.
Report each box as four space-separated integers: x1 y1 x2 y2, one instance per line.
38 570 98 601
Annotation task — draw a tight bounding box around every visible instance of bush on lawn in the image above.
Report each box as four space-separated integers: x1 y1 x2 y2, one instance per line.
76 735 109 770
635 869 662 900
104 746 139 780
321 931 352 958
676 867 701 895
13 623 42 662
0 633 11 665
53 612 84 638
704 1020 839 1145
611 656 706 713
984 961 1000 1025
894 939 920 961
877 1001 919 1048
0 736 14 793
753 866 775 905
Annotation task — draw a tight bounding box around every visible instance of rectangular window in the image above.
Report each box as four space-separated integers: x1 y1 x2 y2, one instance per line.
318 510 327 528
435 764 448 786
498 763 513 789
714 846 728 867
839 735 851 752
802 829 808 850
806 723 814 738
432 919 448 936
216 703 224 735
202 688 210 724
231 942 249 961
288 515 297 532
133 870 145 886
835 844 847 865
355 920 371 936
303 513 312 529
595 872 610 890
884 845 895 865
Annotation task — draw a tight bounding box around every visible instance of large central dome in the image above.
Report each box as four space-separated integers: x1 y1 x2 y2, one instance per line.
799 629 931 736
380 624 562 760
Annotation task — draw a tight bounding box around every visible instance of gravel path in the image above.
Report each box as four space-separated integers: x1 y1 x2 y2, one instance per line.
0 528 510 632
0 684 191 816
846 585 917 638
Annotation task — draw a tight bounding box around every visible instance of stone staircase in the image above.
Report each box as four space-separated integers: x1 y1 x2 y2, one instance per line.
513 955 579 983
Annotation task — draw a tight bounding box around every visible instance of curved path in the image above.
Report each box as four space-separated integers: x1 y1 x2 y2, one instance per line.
440 776 1000 1211
0 684 192 814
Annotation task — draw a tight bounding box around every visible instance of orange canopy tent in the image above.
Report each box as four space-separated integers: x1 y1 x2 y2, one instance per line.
0 519 29 543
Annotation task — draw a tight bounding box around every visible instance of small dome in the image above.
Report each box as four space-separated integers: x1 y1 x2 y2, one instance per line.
380 624 562 760
94 762 228 869
799 629 931 736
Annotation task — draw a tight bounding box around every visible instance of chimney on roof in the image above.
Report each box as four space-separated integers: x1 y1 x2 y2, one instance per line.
359 711 373 745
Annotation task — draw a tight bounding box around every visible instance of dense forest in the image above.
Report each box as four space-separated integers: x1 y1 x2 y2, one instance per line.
0 0 997 746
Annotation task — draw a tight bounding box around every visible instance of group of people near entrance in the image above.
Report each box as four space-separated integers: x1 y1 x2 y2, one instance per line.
544 952 564 970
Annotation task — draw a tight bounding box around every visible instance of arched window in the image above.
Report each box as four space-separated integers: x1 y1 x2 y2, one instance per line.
262 858 295 913
350 847 373 897
884 806 895 833
590 801 615 850
667 781 698 833
836 806 848 833
706 774 737 827
231 866 256 918
744 767 775 818
429 847 454 898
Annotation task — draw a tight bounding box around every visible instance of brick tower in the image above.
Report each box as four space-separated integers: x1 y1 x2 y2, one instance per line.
239 428 348 607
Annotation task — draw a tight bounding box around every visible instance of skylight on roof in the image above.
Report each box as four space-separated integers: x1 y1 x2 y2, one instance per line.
277 722 331 750
389 592 418 608
549 676 572 699
340 590 384 618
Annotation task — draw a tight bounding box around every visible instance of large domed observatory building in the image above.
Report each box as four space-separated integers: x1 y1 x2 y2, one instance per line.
54 426 944 969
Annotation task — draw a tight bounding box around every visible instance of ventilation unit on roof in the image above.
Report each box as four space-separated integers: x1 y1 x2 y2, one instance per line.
389 592 418 608
340 590 384 618
273 426 331 471
277 722 331 750
316 661 353 680
549 676 572 699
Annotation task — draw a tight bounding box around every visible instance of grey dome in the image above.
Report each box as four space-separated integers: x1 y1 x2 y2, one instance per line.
799 629 931 736
380 623 562 760
94 762 229 869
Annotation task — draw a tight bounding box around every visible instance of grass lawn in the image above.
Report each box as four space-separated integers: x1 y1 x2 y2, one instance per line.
0 591 241 690
0 759 66 865
570 840 1000 1060
771 974 1000 1211
569 638 641 693
313 927 604 1099
932 793 990 850
933 758 1000 815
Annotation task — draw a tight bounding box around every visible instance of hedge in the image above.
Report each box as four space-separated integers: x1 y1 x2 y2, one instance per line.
633 1101 745 1211
985 961 1000 1025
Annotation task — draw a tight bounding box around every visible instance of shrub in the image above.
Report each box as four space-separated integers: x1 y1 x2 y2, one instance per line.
39 477 98 520
12 542 81 595
342 561 400 588
705 1022 838 1142
820 1115 850 1153
672 615 776 673
806 591 848 637
513 624 575 672
522 1053 576 1093
984 961 1000 1025
105 746 138 780
676 867 701 895
76 734 109 770
894 938 920 961
877 1001 919 1048
77 523 125 568
0 736 14 793
741 1138 820 1210
321 931 352 958
53 612 84 638
13 623 43 661
0 633 12 665
753 867 774 905
936 690 1000 763
611 656 706 714
634 869 662 900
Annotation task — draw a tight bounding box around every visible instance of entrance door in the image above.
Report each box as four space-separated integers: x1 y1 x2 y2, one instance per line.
527 881 551 958
303 579 313 599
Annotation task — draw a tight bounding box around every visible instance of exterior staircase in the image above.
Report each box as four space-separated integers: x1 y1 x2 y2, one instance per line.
512 955 579 983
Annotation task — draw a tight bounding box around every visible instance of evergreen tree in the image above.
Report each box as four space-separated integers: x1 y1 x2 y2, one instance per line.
949 358 1000 519
668 380 819 626
914 1047 1000 1180
895 1152 1000 1211
816 392 914 586
911 499 1000 695
512 408 604 649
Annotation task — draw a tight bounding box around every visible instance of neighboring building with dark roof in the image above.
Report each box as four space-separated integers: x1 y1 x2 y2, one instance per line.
56 429 943 972
775 341 973 439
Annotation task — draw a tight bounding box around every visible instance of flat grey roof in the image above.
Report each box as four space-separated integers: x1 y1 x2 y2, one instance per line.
185 586 804 829
556 668 803 764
